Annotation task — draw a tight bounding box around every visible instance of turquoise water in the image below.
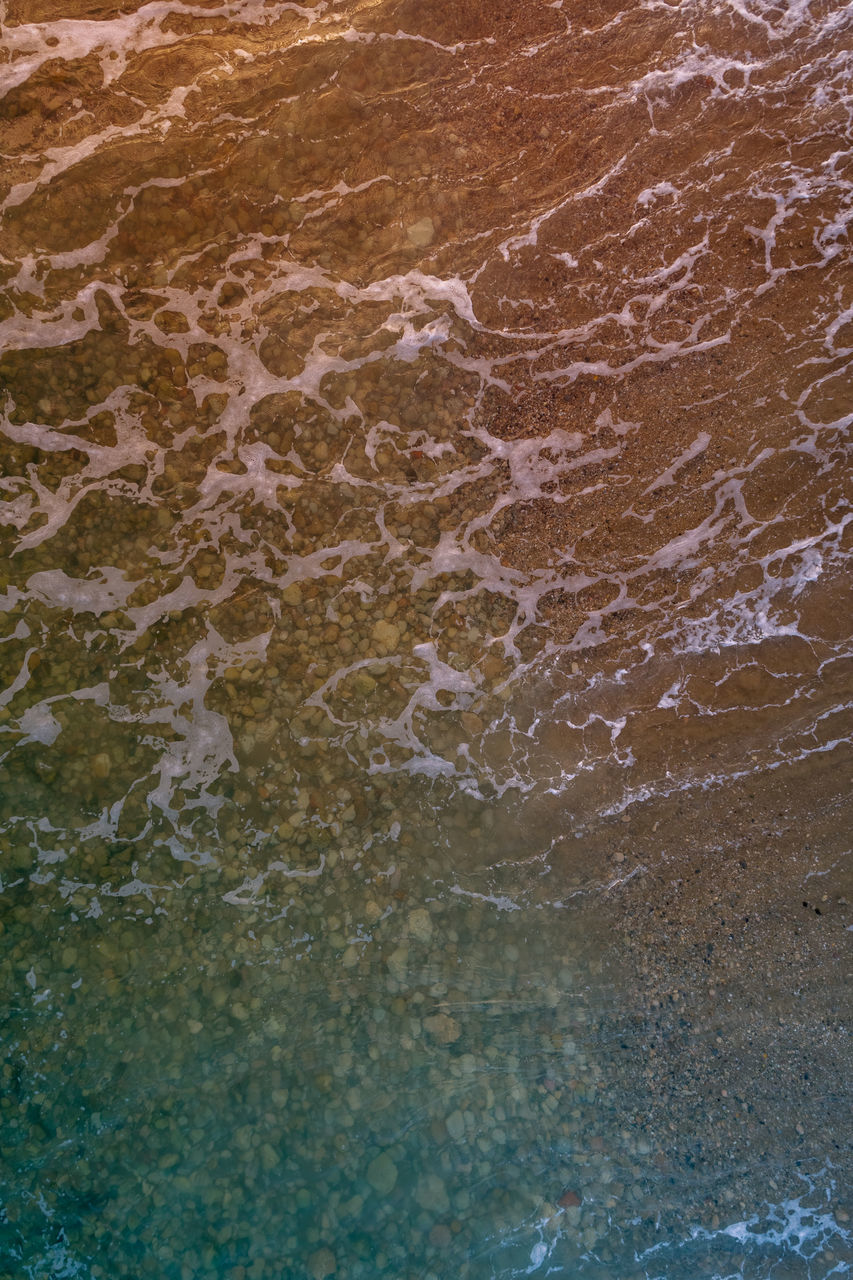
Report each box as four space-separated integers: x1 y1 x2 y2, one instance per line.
2 769 851 1279
0 804 623 1278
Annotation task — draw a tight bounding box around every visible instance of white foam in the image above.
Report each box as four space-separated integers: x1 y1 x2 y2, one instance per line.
637 1167 852 1274
0 0 849 842
644 432 711 493
16 703 62 746
23 567 135 614
0 0 323 94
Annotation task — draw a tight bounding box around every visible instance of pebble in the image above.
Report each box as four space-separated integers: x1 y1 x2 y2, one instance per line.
260 1143 279 1171
423 1013 461 1044
445 1110 465 1140
407 907 433 943
372 619 400 652
406 217 435 247
386 947 408 981
91 752 112 779
308 1247 336 1279
367 1152 398 1195
415 1173 450 1214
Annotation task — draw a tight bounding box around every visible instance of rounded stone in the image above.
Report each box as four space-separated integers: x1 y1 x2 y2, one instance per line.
367 1151 397 1195
407 908 432 943
407 217 435 247
445 1110 465 1140
415 1173 450 1214
308 1247 336 1279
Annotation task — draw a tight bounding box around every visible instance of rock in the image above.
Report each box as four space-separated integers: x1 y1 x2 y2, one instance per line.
308 1247 336 1279
281 582 302 607
558 1188 582 1208
372 619 400 652
460 711 483 735
386 946 408 981
91 752 111 779
423 1013 460 1044
407 907 432 943
445 1109 465 1140
367 1151 397 1194
481 653 505 680
259 1142 278 1171
407 217 435 247
415 1173 450 1214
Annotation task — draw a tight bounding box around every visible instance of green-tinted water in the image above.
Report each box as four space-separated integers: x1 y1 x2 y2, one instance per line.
3 819 617 1277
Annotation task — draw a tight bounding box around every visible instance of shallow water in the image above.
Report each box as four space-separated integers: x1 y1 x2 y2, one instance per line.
1 0 851 1276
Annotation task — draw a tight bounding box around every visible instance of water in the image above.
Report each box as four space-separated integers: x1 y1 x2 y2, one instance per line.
1 0 852 1275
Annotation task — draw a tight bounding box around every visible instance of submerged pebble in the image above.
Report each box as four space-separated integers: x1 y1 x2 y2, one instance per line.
406 217 435 247
367 1152 398 1195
